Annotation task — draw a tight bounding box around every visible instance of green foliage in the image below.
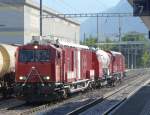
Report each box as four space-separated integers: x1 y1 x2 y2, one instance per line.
81 36 118 51
122 31 146 41
80 32 150 68
141 51 150 67
100 37 115 50
82 35 97 47
121 31 150 68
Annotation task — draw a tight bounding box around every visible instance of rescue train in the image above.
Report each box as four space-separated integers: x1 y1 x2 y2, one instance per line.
14 38 125 102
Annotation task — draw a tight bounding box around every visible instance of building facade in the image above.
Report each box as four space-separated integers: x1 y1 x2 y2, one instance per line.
0 0 80 44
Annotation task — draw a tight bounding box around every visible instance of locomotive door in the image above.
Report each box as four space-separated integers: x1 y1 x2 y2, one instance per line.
55 51 61 82
77 49 81 80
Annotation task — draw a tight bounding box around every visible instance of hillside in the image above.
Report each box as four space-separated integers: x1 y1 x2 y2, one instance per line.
80 0 148 40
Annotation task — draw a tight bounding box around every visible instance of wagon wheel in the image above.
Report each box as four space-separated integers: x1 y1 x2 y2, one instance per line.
86 82 92 91
111 78 117 87
63 89 68 99
1 86 7 99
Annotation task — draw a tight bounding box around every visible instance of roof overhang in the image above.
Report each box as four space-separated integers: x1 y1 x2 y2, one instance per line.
128 0 150 30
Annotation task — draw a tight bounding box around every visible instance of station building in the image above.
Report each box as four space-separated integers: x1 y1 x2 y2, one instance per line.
0 0 80 44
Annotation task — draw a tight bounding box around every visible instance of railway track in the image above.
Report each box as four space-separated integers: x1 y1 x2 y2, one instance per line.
78 71 150 115
19 69 149 115
67 85 129 115
0 99 26 115
0 69 148 115
103 78 150 115
0 99 25 110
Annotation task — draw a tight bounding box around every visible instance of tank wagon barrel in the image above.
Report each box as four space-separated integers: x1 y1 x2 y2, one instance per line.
0 44 17 77
0 44 17 98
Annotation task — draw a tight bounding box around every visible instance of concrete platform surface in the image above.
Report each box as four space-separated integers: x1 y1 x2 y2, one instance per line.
111 83 150 115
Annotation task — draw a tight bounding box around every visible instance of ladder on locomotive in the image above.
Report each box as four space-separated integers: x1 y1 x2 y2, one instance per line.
23 67 44 86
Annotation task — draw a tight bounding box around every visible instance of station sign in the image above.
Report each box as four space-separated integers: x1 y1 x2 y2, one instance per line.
133 0 150 16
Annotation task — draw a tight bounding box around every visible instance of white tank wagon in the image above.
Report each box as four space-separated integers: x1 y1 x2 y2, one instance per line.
0 44 17 98
96 50 111 76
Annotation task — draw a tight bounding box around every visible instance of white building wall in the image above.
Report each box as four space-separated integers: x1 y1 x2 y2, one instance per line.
23 1 80 44
24 5 40 43
0 0 80 44
0 3 24 44
43 17 80 43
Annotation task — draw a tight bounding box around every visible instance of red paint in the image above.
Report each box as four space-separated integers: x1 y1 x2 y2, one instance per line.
15 43 125 85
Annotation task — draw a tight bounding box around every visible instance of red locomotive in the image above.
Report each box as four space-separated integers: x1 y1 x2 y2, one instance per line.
15 38 125 102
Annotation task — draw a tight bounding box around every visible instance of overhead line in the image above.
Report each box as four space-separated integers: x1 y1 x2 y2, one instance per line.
43 12 133 19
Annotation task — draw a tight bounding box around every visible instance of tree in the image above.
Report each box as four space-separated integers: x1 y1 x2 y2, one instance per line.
141 51 150 67
121 31 150 68
81 35 97 47
81 36 117 50
122 31 146 41
100 37 116 50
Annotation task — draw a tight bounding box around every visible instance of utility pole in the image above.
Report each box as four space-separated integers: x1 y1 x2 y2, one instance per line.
135 48 137 69
84 32 86 42
131 47 134 69
128 48 130 69
97 14 99 43
118 16 121 52
40 0 42 36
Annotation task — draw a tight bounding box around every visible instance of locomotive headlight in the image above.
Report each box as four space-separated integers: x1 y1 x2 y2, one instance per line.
43 76 50 80
34 45 38 49
19 76 26 80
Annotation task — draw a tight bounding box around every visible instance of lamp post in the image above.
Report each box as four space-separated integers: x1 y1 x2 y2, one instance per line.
40 0 42 36
118 16 121 52
97 14 99 43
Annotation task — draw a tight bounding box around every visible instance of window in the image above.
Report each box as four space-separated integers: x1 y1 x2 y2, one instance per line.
19 50 34 62
19 49 50 62
35 50 50 62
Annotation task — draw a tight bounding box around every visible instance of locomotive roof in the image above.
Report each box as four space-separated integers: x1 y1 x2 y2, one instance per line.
58 41 89 49
30 37 89 50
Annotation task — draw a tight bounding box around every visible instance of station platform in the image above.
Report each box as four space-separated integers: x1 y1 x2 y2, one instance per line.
111 83 150 115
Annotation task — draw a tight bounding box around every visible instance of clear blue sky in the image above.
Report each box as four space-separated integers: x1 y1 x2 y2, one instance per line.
35 0 121 13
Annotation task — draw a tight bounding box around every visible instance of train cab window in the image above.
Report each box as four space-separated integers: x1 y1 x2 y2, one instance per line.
35 50 50 62
19 49 50 62
19 50 34 62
